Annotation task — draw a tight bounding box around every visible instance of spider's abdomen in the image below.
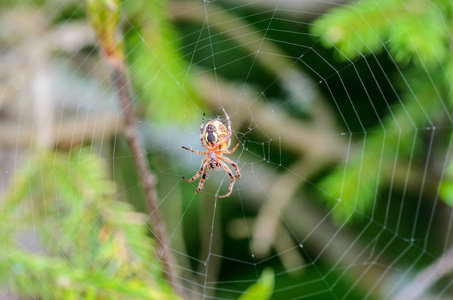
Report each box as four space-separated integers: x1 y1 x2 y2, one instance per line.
206 130 216 144
203 120 230 149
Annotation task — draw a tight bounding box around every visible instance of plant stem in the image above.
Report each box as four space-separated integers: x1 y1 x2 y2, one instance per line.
111 63 182 297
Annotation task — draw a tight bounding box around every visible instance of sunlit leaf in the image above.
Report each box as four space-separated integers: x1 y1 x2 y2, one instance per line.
239 268 274 300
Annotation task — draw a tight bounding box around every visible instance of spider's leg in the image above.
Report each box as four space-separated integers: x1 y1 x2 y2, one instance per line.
223 157 241 179
218 162 235 198
183 157 208 182
221 140 240 154
200 113 205 146
181 146 206 155
212 132 232 149
196 163 209 193
221 107 231 134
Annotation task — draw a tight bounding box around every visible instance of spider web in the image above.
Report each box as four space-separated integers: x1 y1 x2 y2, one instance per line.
1 0 453 299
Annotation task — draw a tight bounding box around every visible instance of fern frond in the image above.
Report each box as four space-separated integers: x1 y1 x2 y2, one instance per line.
320 67 447 221
312 0 450 67
0 148 178 299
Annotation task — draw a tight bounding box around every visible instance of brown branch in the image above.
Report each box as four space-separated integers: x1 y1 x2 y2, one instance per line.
87 0 182 294
110 63 182 297
392 245 453 300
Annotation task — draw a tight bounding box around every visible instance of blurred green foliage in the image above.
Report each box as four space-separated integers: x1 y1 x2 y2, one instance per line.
87 0 124 62
311 0 453 221
312 0 451 68
239 268 274 300
441 159 453 207
0 148 178 299
122 0 206 123
4 0 451 298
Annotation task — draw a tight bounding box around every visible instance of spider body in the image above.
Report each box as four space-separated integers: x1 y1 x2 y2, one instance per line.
182 108 241 198
204 120 230 150
208 150 221 169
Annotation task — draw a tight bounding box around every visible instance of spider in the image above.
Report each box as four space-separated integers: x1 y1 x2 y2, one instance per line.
182 107 241 198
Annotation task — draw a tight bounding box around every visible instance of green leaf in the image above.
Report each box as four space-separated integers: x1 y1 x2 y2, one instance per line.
441 182 453 207
441 159 453 207
239 268 274 300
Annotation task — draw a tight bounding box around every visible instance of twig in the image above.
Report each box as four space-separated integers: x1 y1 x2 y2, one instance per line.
110 64 182 296
87 0 182 294
392 245 453 300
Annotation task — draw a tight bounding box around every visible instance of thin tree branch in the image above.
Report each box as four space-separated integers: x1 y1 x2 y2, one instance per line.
110 64 182 297
87 0 182 295
392 245 453 300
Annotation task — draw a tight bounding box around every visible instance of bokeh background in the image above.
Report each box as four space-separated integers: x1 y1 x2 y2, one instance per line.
1 0 453 299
